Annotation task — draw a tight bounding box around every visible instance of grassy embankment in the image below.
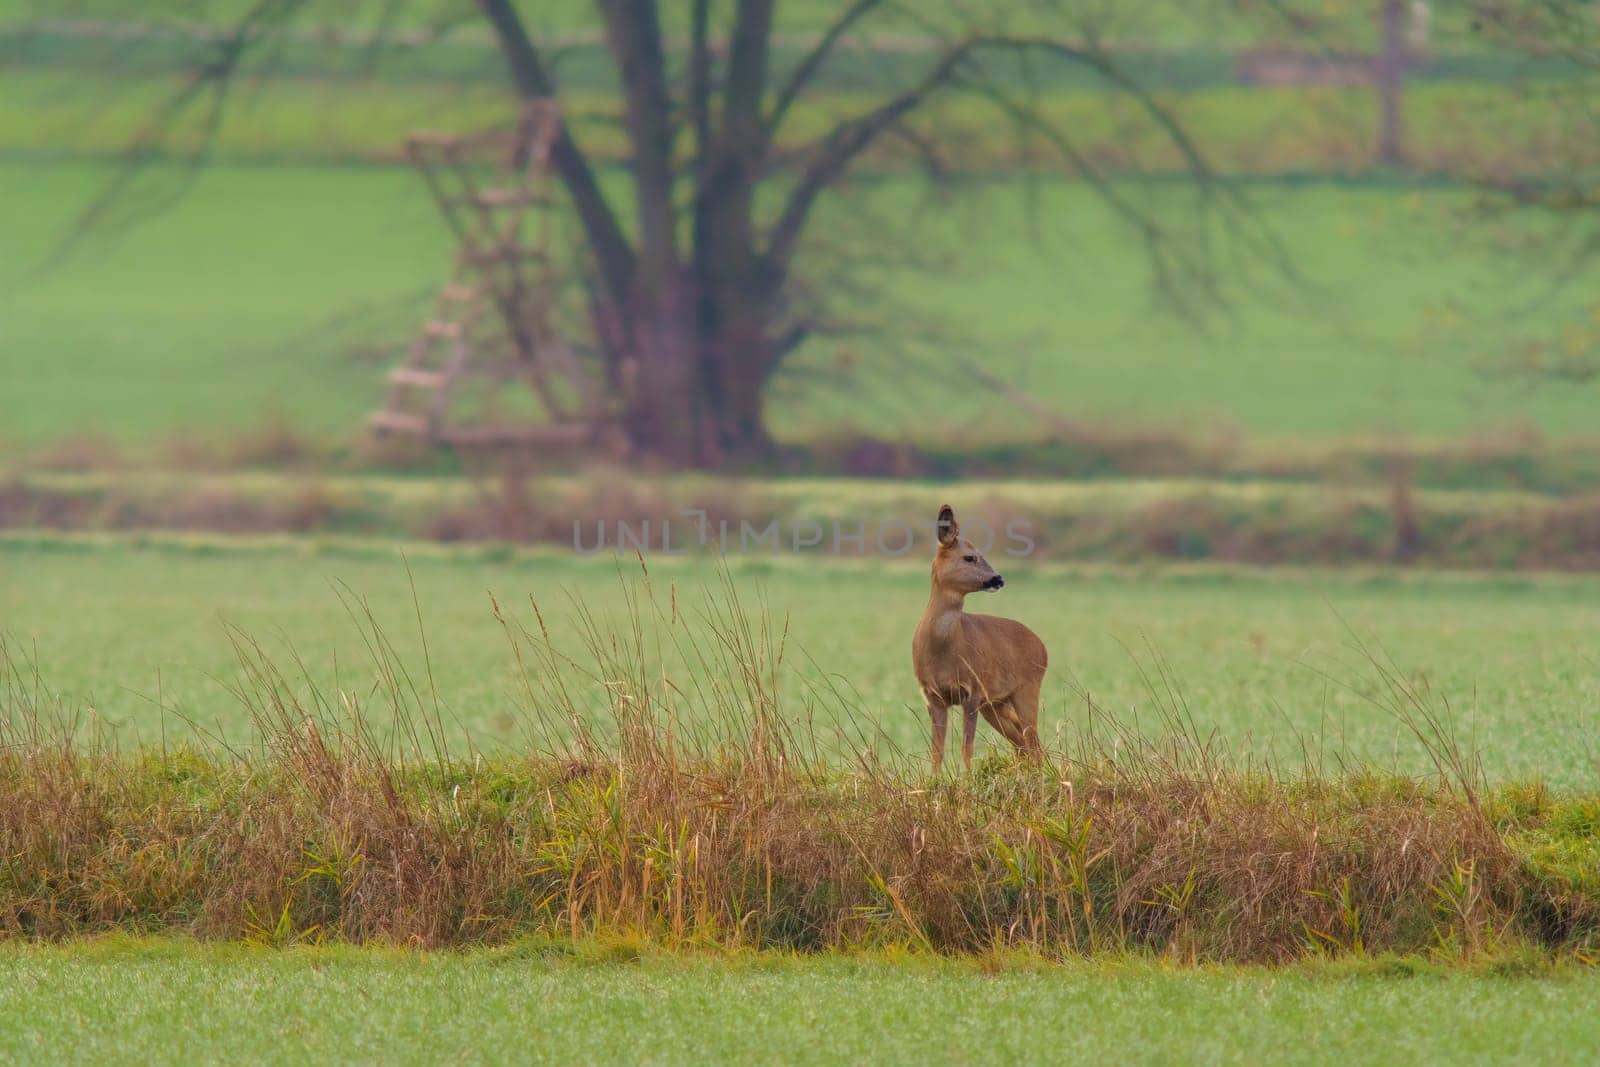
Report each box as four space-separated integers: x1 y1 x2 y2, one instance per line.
3 550 1599 963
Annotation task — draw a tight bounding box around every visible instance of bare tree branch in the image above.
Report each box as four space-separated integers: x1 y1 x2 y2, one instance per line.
688 0 713 173
48 0 310 264
766 26 1307 315
477 0 636 300
721 0 775 152
884 119 951 184
766 0 883 136
958 75 1221 321
689 0 781 329
597 0 678 282
766 39 976 268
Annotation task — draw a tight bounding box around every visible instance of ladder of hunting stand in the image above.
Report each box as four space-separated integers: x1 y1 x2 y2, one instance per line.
369 102 601 448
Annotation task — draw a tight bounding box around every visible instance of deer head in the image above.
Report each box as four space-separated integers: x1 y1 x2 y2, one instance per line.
933 504 1003 594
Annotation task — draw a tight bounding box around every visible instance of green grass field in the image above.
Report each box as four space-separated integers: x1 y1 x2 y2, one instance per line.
5 161 1596 451
5 536 1598 786
1 938 1596 1065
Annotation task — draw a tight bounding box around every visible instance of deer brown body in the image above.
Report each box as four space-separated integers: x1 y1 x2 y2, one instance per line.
912 505 1048 772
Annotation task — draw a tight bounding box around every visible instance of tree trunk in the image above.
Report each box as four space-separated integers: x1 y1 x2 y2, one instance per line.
704 309 777 460
619 277 707 465
610 273 778 467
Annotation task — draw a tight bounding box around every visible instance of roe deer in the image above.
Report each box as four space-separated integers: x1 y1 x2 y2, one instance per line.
912 504 1047 772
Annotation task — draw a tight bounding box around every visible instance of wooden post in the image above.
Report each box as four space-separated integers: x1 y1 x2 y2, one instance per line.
1376 0 1407 166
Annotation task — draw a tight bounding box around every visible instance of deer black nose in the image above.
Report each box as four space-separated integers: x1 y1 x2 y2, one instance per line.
983 575 1005 590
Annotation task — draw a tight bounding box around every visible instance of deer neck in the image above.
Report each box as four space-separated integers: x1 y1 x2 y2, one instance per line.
921 584 968 645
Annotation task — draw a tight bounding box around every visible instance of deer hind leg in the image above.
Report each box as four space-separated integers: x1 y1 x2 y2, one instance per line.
979 699 1026 749
924 692 950 774
1008 676 1045 759
973 699 1005 736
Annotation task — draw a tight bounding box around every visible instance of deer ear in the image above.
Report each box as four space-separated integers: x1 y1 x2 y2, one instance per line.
936 504 958 547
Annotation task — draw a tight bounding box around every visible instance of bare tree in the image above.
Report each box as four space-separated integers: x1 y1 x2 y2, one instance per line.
52 0 1282 466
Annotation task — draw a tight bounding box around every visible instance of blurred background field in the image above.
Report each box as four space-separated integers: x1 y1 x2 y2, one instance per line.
6 162 1598 449
4 2 1598 459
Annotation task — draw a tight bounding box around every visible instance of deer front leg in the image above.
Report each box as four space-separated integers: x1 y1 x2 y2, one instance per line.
924 691 950 774
961 698 980 771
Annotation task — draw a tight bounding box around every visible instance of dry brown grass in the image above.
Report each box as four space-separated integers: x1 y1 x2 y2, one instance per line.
821 423 1600 493
0 571 1595 960
18 415 1600 488
0 477 341 535
15 433 129 473
158 411 317 471
427 457 755 546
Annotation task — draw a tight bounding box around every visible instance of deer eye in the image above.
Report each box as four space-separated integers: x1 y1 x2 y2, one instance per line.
962 555 976 563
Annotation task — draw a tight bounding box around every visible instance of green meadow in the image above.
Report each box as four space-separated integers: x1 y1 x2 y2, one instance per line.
5 161 1596 451
6 537 1598 787
2 939 1598 1065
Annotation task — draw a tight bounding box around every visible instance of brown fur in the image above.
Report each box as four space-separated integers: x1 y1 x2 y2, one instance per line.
912 504 1048 772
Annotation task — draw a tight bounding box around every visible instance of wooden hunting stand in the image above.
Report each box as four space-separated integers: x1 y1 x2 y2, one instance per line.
369 101 615 451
